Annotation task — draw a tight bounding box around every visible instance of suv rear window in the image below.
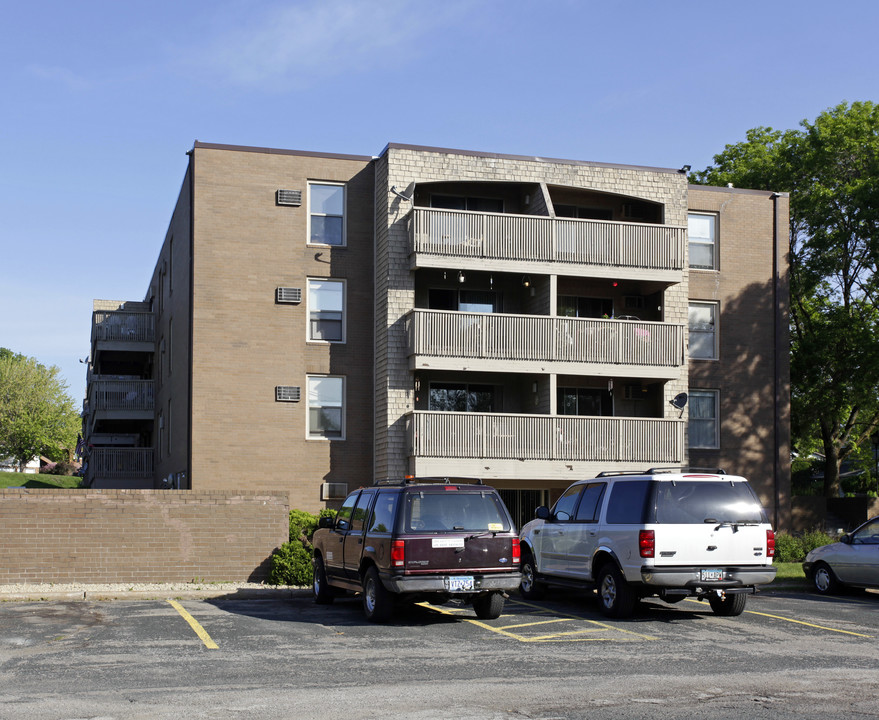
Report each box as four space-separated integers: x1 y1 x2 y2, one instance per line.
653 481 766 524
405 491 511 532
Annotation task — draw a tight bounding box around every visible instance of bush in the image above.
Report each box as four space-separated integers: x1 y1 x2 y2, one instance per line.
267 508 338 586
773 529 837 563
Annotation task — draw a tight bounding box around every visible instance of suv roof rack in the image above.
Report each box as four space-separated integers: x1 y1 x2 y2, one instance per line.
646 467 726 475
373 476 485 487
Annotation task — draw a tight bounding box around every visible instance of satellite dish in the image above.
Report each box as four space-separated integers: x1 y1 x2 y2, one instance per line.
670 392 688 410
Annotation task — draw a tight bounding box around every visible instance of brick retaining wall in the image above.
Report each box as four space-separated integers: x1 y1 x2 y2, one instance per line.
0 489 290 584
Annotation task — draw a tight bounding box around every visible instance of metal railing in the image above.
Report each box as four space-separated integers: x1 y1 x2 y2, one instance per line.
407 309 685 367
88 379 155 412
86 448 154 482
408 411 685 463
409 208 686 271
91 311 155 343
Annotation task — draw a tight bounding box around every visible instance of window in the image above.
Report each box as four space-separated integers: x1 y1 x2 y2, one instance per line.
307 375 345 439
689 389 719 449
557 387 612 416
309 182 345 246
688 212 717 269
689 302 718 359
307 279 345 342
429 382 495 412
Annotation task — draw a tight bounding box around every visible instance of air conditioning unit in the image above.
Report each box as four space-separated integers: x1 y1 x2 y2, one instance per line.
276 189 302 206
321 482 348 501
276 287 302 304
275 386 301 402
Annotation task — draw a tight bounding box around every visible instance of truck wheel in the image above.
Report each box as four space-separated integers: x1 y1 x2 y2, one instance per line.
519 549 545 600
708 592 747 616
597 563 637 618
312 555 334 605
362 566 393 623
473 592 505 620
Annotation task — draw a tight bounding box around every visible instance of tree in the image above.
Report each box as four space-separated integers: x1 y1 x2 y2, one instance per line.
692 101 879 497
0 348 80 471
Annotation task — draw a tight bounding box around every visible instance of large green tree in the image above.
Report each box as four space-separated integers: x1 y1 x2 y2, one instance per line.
693 101 879 497
0 348 80 471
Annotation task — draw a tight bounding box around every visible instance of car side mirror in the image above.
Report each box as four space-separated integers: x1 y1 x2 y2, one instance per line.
318 516 335 529
535 506 550 521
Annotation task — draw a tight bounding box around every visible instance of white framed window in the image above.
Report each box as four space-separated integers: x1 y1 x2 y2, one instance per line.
688 212 717 270
308 182 346 246
307 375 345 440
307 279 345 342
689 302 718 359
689 389 719 449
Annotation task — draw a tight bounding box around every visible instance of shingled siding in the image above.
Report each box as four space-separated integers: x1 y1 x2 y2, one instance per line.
0 489 289 584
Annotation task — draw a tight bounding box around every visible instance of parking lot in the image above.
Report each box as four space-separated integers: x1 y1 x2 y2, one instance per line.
1 586 877 719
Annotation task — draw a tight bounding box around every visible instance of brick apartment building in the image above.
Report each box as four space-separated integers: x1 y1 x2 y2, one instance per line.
82 141 791 528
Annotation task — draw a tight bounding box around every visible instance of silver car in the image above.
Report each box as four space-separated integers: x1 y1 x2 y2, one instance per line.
803 517 879 594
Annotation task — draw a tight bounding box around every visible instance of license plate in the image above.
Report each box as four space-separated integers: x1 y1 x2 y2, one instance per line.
700 568 723 581
445 576 474 592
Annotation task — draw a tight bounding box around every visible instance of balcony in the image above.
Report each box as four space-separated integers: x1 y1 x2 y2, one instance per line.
87 378 154 425
86 447 154 487
407 309 684 379
407 411 685 481
408 208 686 281
91 311 155 352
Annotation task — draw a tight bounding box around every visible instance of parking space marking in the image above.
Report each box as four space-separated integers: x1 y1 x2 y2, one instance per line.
682 598 873 638
167 600 219 649
419 599 657 643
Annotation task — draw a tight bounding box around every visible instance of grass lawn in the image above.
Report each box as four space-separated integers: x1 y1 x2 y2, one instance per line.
0 470 81 489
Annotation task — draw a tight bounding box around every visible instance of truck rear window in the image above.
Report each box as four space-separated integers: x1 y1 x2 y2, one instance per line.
405 492 510 532
653 481 766 524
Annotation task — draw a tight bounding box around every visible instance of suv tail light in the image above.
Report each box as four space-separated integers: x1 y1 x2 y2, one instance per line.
639 529 655 558
766 529 776 558
391 539 405 568
511 537 520 564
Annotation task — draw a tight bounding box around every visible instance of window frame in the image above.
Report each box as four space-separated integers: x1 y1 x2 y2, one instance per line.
688 212 718 270
308 181 347 247
689 389 720 449
306 374 346 441
688 301 719 360
306 278 346 343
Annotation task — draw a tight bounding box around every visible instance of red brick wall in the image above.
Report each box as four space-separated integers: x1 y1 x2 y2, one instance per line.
0 489 289 584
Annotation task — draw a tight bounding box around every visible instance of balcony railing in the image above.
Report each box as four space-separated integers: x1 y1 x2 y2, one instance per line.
408 411 684 464
88 378 155 413
409 208 686 271
91 311 155 344
86 448 154 483
407 309 685 368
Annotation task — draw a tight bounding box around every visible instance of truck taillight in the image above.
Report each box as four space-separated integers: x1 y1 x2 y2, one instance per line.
391 539 405 567
511 537 520 564
639 529 655 558
767 529 776 558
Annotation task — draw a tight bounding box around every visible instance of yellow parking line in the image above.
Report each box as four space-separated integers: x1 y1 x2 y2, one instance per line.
168 600 219 649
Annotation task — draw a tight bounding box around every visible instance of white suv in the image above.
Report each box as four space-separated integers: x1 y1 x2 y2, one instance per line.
519 469 776 618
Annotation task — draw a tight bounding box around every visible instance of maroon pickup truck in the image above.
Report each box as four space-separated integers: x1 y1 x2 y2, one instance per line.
311 478 521 622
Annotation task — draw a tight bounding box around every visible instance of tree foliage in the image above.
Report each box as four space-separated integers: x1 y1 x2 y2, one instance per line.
0 348 80 470
693 101 879 496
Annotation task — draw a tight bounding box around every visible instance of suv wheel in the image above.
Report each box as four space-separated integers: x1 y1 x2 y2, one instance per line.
312 555 334 605
473 592 505 620
597 563 637 618
519 549 545 600
362 566 393 623
812 562 842 595
708 592 747 616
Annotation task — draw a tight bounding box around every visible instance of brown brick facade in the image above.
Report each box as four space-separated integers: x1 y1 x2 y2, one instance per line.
0 489 289 584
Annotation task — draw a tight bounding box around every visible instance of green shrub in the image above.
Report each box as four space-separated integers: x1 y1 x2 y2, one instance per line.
267 508 338 586
773 529 836 563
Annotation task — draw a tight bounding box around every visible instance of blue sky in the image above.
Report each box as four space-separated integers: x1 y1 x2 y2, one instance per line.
2 0 878 403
